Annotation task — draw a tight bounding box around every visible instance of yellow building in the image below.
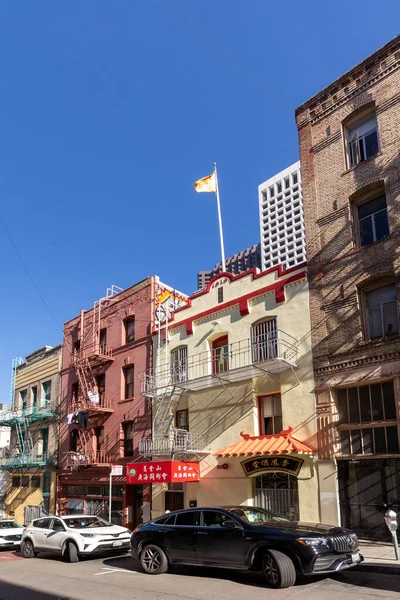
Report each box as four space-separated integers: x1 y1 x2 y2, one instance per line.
139 265 319 522
0 346 61 524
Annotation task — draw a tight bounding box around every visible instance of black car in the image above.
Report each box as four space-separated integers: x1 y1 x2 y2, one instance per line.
130 506 363 589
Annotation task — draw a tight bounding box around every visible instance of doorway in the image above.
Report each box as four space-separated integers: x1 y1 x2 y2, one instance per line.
254 473 299 520
165 491 184 512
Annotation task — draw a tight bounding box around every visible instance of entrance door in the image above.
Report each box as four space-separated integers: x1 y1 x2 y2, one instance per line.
254 473 299 520
165 491 184 512
338 459 400 540
212 336 229 374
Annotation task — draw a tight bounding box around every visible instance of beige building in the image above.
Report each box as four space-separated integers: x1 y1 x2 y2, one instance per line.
0 346 61 524
140 265 319 522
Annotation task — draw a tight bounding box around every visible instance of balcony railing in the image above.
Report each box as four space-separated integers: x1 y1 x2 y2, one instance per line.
69 394 113 414
141 331 298 395
71 344 113 368
0 452 57 468
139 429 206 457
0 402 58 425
65 451 111 468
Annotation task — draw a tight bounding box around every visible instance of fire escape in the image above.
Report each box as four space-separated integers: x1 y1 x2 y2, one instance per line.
66 285 123 469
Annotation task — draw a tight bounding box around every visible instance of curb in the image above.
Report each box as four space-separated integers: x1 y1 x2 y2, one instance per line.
355 563 400 575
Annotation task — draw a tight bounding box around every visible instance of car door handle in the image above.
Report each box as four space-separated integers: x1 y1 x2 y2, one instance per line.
197 532 208 535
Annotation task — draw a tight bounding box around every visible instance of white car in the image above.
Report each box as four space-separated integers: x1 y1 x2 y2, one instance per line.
0 519 24 549
21 514 130 562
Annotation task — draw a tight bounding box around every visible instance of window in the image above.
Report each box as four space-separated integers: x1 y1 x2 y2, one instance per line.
41 428 49 455
71 382 79 406
175 511 198 526
176 409 189 431
42 381 51 405
20 390 27 411
21 476 30 488
125 317 135 344
32 387 38 408
212 336 229 374
260 395 282 435
337 381 399 455
96 374 106 404
200 510 229 527
124 366 135 399
95 426 104 454
43 472 51 495
217 287 224 303
347 113 380 167
70 429 78 452
170 347 188 383
31 476 41 489
357 194 389 247
99 328 107 352
156 514 177 525
123 421 134 457
251 318 277 361
50 519 65 532
12 476 20 488
364 284 399 339
33 518 52 529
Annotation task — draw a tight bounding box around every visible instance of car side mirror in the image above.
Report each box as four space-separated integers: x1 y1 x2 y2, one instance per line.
222 520 241 530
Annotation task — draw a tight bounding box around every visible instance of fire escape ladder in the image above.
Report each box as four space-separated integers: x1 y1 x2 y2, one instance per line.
153 386 185 439
163 388 185 438
15 419 34 456
75 356 97 410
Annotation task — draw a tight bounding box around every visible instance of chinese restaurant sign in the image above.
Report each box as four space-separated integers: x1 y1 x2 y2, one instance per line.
241 455 304 477
126 461 200 484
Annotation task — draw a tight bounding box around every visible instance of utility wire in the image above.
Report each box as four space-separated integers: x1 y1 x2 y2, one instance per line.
164 0 279 101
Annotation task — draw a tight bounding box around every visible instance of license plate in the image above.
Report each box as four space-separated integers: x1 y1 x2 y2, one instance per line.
113 541 123 547
351 553 360 563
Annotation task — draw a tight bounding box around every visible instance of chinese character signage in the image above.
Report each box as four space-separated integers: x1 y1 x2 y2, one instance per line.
126 461 200 484
241 455 304 477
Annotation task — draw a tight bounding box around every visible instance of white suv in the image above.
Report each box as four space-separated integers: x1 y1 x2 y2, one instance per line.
21 515 130 562
0 519 24 548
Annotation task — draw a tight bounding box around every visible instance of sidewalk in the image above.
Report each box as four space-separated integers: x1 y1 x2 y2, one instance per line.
355 540 400 574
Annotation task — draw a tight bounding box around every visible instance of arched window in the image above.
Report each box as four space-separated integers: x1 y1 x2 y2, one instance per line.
251 318 277 361
170 346 188 383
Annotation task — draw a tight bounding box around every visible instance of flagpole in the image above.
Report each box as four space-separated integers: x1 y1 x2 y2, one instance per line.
214 163 226 272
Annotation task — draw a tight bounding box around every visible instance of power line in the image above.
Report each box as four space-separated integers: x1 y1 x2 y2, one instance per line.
164 0 278 101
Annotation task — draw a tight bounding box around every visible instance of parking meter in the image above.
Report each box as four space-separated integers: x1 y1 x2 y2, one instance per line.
385 509 399 560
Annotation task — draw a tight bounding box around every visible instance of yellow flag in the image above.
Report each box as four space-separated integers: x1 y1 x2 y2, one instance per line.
194 172 216 193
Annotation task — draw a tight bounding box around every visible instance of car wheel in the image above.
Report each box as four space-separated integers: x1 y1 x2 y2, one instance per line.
67 542 79 563
262 549 296 589
22 540 37 559
140 544 168 575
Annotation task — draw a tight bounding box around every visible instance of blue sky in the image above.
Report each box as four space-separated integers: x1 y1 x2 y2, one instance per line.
0 1 398 402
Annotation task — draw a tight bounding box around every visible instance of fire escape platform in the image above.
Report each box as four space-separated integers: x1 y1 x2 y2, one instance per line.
0 405 58 426
0 453 57 469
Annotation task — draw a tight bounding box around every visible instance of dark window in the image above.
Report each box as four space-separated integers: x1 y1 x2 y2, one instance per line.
34 518 52 529
51 519 65 532
12 476 20 488
170 347 188 383
32 387 38 408
73 340 81 354
125 317 135 344
31 476 41 489
176 409 189 431
124 366 135 399
70 429 78 452
66 485 86 496
87 485 102 496
123 421 134 457
365 284 399 339
337 382 398 455
42 472 51 495
96 374 106 404
41 428 49 455
260 395 282 435
43 381 51 404
217 287 224 303
357 195 389 247
99 329 107 353
200 510 229 527
347 114 379 168
20 390 27 411
21 476 29 488
95 426 105 454
71 382 79 405
175 511 198 526
156 514 177 525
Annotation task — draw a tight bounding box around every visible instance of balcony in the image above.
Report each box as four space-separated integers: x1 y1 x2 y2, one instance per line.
65 451 111 469
139 429 206 458
69 394 114 415
0 452 57 469
0 402 58 425
70 344 114 368
141 331 298 396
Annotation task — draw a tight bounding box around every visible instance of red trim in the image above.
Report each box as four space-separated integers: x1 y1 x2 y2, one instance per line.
212 335 228 346
159 271 306 337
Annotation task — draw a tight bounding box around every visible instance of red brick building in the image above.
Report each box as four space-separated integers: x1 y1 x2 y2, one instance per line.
296 36 400 539
57 278 187 530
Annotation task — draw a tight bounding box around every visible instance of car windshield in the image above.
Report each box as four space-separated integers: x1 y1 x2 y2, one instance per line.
0 520 22 529
227 507 289 524
64 517 112 529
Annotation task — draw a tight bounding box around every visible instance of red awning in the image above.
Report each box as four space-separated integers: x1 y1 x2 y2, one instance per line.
126 461 200 484
213 427 316 458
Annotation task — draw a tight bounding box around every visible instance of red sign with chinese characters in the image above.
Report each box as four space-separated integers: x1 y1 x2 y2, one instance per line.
126 461 200 484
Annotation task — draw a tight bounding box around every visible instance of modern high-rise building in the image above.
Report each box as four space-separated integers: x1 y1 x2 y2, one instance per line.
197 244 261 290
258 162 306 272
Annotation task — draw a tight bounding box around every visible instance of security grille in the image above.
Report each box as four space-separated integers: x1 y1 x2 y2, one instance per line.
254 472 299 520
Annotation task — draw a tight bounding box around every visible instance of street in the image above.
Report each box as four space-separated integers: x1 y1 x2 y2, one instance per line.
0 550 399 600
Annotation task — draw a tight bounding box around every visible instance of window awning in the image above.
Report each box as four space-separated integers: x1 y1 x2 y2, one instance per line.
213 427 316 458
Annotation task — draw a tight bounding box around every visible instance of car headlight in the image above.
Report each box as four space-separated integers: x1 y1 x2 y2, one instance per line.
297 537 332 549
80 533 98 539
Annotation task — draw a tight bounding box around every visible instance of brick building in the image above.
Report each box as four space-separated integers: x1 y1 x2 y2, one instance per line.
57 278 187 530
296 36 400 539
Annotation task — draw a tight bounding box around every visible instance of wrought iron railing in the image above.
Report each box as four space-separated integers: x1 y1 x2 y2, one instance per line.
0 401 58 424
0 452 57 468
139 429 205 456
65 451 111 468
141 331 298 394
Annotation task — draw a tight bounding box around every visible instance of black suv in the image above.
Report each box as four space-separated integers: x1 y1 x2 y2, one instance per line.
131 506 363 589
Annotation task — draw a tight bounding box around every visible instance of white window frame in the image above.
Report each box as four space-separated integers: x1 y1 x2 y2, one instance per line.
170 346 188 383
346 113 379 168
364 285 400 339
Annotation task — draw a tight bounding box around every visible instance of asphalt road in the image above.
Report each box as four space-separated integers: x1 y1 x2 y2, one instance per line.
1 549 399 600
